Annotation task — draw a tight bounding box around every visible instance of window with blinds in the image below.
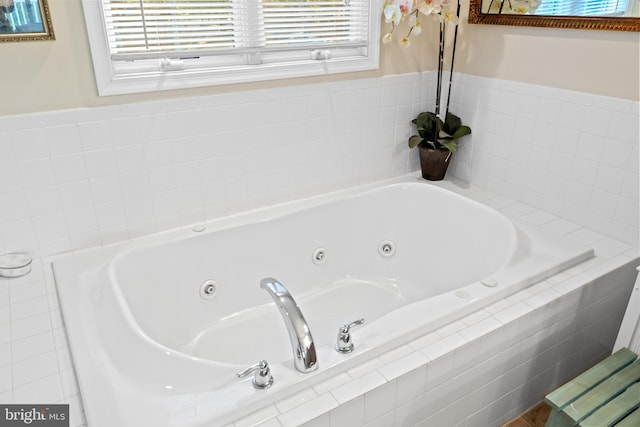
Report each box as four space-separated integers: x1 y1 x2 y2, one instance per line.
536 0 629 16
82 0 379 96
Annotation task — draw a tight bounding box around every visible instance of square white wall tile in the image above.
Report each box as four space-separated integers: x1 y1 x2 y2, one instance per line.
330 371 386 405
328 396 364 427
12 373 64 403
10 129 48 161
278 393 338 427
364 381 397 423
11 351 59 388
45 125 82 157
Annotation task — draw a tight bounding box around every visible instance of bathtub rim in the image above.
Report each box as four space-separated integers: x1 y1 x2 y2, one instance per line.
52 173 596 427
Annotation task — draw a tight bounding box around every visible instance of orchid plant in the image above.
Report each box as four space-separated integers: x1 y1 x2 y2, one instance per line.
382 0 458 47
382 0 471 154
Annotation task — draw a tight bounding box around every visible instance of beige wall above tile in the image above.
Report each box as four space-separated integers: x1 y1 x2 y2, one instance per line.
0 0 637 116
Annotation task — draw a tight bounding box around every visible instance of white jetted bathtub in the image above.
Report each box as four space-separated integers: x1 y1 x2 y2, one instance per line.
54 177 593 427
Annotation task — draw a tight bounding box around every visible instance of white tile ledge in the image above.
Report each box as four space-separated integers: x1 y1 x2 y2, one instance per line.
231 176 639 427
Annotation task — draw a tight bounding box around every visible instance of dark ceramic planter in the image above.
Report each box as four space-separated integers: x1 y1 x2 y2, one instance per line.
418 145 452 181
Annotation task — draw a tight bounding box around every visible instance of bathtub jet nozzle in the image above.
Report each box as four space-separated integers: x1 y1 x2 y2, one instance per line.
260 278 318 374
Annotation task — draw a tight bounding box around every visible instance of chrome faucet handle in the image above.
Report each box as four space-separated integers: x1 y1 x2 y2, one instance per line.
335 318 365 353
237 360 274 389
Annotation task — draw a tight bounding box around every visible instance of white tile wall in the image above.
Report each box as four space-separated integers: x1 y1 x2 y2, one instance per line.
0 73 436 259
0 72 638 426
445 74 639 246
1 73 638 258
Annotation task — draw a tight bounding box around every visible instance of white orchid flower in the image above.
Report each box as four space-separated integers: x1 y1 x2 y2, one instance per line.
384 4 402 25
400 37 412 47
412 21 423 35
441 8 459 26
417 0 442 16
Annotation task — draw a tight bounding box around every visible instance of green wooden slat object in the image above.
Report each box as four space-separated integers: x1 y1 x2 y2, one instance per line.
579 382 640 427
615 408 640 427
545 348 638 410
544 408 574 427
562 360 640 424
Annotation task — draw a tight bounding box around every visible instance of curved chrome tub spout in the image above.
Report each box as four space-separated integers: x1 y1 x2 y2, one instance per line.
260 278 318 373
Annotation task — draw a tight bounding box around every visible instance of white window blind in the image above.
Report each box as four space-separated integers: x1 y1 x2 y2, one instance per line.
536 0 629 16
82 0 379 95
104 0 237 58
104 0 370 60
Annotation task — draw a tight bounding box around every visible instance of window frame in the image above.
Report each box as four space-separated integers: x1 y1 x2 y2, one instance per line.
81 0 382 96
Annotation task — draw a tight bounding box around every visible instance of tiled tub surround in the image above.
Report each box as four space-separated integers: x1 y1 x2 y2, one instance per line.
237 239 638 426
0 73 638 426
0 74 433 259
0 73 637 259
445 74 639 248
52 177 594 427
0 177 637 427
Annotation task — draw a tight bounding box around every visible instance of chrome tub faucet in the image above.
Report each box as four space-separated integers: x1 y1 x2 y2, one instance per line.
260 278 318 373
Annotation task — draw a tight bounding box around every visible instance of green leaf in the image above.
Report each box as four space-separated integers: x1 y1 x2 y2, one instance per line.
451 125 471 139
414 112 441 141
438 129 453 139
440 140 458 153
443 112 462 135
415 112 438 128
410 110 471 152
408 135 423 148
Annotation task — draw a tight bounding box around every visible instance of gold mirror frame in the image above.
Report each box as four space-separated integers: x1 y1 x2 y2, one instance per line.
0 0 55 42
468 0 640 32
